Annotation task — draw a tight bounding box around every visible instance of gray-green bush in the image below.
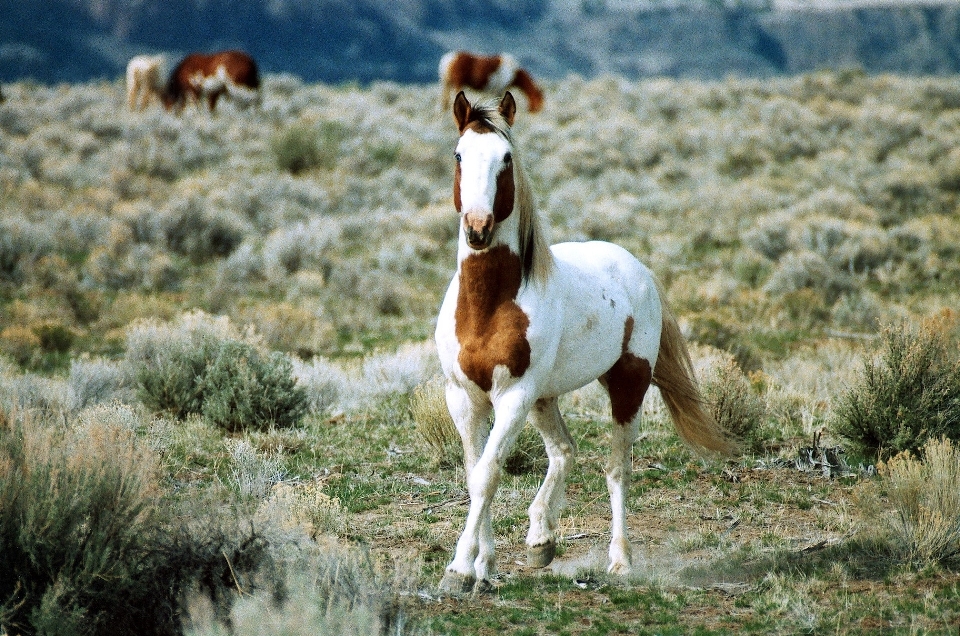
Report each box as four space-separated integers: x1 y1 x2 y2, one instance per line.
126 312 307 432
198 342 308 432
833 313 960 458
879 437 960 567
0 408 175 635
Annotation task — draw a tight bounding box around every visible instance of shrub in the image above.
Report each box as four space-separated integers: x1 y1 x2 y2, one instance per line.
0 408 172 635
290 357 349 415
409 377 546 475
126 311 308 432
410 377 459 468
271 121 344 174
0 404 321 636
198 342 309 432
701 357 767 455
67 357 130 412
833 312 960 458
879 437 960 566
132 330 214 419
0 322 75 373
0 215 51 284
154 196 250 263
233 301 335 358
184 540 412 636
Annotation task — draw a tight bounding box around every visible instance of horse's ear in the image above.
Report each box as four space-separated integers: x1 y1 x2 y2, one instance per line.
453 91 471 132
499 92 517 126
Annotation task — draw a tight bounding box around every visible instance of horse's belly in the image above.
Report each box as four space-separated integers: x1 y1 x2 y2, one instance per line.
537 296 629 396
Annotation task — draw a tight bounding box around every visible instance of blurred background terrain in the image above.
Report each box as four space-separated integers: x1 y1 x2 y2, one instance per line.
4 0 960 84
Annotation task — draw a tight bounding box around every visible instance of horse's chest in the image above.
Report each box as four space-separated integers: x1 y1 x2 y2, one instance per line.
452 248 532 392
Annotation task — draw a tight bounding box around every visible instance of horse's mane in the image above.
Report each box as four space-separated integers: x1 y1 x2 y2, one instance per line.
466 101 553 287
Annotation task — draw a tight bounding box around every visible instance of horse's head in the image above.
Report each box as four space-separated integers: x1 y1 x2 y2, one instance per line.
160 76 182 111
453 91 518 251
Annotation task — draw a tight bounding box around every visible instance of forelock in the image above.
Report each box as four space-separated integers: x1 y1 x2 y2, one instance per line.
463 100 512 140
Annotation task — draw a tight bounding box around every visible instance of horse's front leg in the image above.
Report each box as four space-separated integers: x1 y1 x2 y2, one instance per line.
440 383 491 593
526 397 576 568
441 388 532 593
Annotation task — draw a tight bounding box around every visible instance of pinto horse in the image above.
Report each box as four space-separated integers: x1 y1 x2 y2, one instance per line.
435 91 734 594
439 51 544 113
163 50 260 113
126 55 167 111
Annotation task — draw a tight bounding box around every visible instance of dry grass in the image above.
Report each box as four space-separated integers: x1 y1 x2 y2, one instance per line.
880 437 960 566
410 376 459 468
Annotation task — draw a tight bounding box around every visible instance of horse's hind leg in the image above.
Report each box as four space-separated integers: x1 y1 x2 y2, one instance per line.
605 415 640 574
526 397 575 567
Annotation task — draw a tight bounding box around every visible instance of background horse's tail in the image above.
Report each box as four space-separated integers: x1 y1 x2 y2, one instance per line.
652 294 737 457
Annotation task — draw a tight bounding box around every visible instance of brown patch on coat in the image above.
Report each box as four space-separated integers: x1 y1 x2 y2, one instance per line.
493 158 515 222
443 52 543 113
510 68 544 113
455 245 531 392
601 316 652 425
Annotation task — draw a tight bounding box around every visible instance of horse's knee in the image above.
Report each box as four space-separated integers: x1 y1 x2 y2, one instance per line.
466 458 501 501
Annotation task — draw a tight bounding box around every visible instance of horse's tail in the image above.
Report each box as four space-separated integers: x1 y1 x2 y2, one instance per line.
652 291 737 457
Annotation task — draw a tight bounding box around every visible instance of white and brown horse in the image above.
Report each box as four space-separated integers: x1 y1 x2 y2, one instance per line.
126 54 167 111
163 50 260 113
434 91 733 594
439 51 545 113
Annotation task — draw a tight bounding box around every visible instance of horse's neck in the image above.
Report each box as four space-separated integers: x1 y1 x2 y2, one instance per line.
456 244 524 312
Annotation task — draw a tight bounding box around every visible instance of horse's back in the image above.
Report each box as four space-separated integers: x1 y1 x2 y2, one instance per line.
441 51 505 91
175 51 257 85
551 241 656 297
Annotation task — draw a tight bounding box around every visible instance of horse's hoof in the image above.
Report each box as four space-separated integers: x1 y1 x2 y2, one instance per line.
473 578 493 594
439 571 476 595
527 541 556 568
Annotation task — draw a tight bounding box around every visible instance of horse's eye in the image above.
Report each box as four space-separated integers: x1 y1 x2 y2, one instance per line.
454 152 462 163
504 152 512 165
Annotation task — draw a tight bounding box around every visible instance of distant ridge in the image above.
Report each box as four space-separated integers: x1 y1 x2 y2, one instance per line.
2 0 959 84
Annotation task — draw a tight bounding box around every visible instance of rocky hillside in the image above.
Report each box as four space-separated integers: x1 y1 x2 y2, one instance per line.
2 0 959 84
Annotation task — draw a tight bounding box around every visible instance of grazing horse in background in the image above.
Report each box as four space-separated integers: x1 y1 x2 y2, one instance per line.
163 50 260 113
126 55 167 111
439 51 545 113
434 91 734 594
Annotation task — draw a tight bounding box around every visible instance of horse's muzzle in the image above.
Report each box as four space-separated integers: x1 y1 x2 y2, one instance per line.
463 211 495 250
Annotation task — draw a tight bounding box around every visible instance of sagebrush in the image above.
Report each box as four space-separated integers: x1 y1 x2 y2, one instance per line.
833 312 960 458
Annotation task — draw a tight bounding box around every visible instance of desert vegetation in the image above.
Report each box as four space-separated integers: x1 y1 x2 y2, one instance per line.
3 69 960 633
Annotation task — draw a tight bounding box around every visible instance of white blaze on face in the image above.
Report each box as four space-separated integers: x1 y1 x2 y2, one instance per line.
455 128 515 250
455 129 511 216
